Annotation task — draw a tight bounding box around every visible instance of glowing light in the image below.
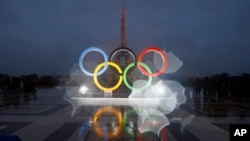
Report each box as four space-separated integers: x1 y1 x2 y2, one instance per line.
149 80 166 95
157 83 165 94
79 85 89 95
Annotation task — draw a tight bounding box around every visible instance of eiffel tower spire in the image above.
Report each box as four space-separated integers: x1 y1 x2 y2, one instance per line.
107 2 137 96
119 2 127 48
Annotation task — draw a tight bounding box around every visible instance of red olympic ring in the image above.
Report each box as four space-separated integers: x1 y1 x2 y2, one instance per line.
138 47 168 77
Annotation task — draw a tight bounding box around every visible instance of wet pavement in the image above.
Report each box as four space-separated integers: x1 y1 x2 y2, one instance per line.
0 87 250 141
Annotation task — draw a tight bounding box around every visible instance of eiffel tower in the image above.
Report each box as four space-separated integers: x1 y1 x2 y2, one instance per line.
107 2 137 97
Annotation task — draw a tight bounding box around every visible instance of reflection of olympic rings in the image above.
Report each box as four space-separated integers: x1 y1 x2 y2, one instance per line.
93 107 122 138
78 122 88 141
123 109 137 137
139 121 168 141
141 121 167 141
123 109 144 141
123 109 167 141
138 47 168 77
79 47 108 76
109 47 137 74
159 127 167 141
123 62 152 91
93 62 123 92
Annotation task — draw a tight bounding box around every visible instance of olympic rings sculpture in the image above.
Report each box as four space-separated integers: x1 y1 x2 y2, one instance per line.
79 46 168 92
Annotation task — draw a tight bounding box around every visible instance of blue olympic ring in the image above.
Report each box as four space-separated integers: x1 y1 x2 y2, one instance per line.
78 47 108 76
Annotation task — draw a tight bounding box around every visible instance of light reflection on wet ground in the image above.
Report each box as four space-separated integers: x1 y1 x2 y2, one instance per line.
0 87 250 141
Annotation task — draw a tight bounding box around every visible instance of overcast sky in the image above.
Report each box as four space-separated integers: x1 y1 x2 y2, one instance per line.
0 0 250 76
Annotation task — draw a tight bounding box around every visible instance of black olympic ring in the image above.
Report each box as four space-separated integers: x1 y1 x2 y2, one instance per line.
109 47 137 75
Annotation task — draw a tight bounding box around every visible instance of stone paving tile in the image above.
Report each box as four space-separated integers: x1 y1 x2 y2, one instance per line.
0 122 31 135
44 123 80 141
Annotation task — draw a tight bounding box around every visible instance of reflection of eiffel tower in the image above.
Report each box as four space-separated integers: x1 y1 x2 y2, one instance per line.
107 2 137 97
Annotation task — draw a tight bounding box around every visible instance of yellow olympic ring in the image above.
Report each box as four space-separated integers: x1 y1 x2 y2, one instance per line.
93 62 123 92
93 106 123 138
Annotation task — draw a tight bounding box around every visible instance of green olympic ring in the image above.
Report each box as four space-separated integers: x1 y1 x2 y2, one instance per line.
123 62 153 92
